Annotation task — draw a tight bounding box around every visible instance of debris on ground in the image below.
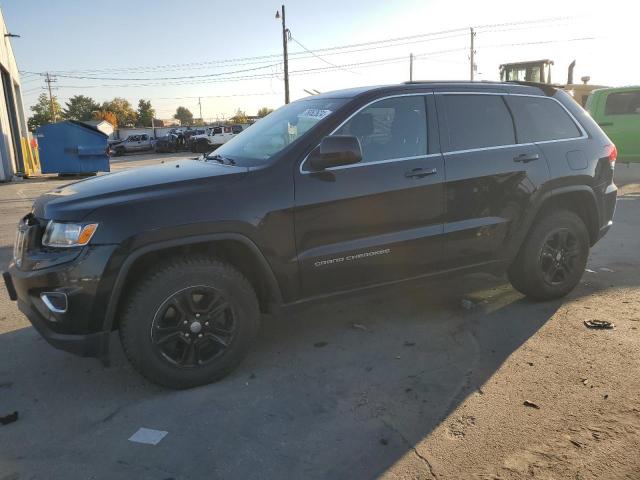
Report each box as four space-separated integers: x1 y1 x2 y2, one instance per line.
599 267 614 272
128 427 168 445
570 439 584 448
0 411 18 426
585 268 597 273
584 320 615 329
313 341 328 348
351 323 368 332
604 394 609 400
461 299 476 310
581 378 589 386
523 400 540 409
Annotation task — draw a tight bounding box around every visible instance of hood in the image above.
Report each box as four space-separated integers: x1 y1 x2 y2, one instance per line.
33 159 248 221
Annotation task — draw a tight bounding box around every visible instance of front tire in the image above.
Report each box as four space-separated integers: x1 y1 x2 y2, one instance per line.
508 210 589 301
119 257 260 388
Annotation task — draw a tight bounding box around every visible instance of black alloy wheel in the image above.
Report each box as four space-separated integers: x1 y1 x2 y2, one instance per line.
538 228 581 286
151 286 237 367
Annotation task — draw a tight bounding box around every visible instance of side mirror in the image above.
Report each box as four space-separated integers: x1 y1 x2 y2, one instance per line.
308 135 362 171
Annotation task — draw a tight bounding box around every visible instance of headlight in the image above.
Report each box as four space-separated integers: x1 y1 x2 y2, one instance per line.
42 221 99 248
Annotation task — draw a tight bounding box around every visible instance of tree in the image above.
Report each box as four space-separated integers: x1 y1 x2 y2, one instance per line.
193 118 205 126
136 99 155 127
173 106 193 126
62 95 100 121
27 93 62 131
257 107 274 118
230 109 248 124
101 97 137 127
92 110 118 128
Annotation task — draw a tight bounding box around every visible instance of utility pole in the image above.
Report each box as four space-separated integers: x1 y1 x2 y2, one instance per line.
44 72 57 122
469 27 476 81
409 53 414 82
276 5 290 104
198 97 203 121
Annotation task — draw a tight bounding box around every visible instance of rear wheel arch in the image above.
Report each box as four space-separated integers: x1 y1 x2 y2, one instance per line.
524 187 600 247
104 234 282 333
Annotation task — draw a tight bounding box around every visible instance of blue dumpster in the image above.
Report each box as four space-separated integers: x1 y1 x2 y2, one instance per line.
36 120 110 174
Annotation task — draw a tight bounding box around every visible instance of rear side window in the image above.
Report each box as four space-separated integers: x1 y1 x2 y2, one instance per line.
507 96 581 143
440 94 514 151
334 95 427 163
604 91 640 115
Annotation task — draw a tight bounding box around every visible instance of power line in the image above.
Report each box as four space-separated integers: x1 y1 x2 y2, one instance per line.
289 35 361 75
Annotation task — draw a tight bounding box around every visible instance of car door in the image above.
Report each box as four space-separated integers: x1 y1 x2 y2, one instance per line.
597 89 640 162
127 135 141 151
294 93 445 297
436 92 550 268
139 134 151 150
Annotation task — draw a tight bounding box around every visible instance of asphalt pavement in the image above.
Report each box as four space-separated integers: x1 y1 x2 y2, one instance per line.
0 156 639 479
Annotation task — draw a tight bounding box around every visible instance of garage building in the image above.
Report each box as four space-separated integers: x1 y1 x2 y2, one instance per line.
0 8 27 182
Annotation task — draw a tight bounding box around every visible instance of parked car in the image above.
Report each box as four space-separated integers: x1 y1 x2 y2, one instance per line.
4 81 617 389
110 134 155 156
154 134 180 153
586 86 640 163
190 125 242 153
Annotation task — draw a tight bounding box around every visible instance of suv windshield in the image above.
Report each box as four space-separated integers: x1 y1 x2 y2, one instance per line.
213 97 347 164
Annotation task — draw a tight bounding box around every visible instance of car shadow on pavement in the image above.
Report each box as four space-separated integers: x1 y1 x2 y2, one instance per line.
0 273 565 479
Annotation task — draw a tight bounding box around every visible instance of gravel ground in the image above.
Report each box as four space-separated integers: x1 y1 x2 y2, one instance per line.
0 157 639 479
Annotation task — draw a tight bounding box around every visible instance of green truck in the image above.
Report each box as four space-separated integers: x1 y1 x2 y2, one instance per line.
586 86 640 163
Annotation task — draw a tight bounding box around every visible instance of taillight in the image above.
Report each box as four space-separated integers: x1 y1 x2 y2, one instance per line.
607 144 617 167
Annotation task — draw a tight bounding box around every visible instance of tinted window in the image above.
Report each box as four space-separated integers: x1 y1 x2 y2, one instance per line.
507 96 581 142
604 91 640 115
441 95 514 151
334 95 427 163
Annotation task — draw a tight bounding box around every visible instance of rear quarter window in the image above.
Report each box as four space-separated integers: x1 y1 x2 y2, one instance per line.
506 96 582 143
604 91 640 115
440 94 515 151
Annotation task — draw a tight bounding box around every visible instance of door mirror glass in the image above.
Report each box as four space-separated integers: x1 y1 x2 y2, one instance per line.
308 135 362 171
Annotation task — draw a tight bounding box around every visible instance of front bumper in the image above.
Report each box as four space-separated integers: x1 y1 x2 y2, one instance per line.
3 244 118 359
16 297 108 357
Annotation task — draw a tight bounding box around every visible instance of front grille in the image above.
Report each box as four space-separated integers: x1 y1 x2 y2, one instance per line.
13 214 40 268
13 218 29 267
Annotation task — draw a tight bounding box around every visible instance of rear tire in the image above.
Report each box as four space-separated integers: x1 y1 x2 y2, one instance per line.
508 210 589 301
119 256 260 389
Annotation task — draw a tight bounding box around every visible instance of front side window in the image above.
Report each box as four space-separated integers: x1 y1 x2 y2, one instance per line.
214 97 347 164
604 91 640 115
441 94 515 151
334 95 427 163
507 96 581 143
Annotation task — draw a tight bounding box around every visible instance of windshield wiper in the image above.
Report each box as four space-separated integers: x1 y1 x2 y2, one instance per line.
205 153 236 165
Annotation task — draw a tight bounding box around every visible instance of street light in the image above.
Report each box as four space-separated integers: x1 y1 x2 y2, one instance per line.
275 5 290 104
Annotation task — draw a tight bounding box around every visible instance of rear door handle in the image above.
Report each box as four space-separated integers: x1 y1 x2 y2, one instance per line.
513 153 540 163
405 167 437 178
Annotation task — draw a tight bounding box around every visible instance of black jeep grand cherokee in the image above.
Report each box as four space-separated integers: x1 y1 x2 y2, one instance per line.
4 81 617 388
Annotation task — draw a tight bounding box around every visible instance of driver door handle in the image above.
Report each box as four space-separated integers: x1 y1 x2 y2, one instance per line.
513 153 540 163
405 167 437 179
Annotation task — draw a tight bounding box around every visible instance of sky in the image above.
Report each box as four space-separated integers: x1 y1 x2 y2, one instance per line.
2 0 638 123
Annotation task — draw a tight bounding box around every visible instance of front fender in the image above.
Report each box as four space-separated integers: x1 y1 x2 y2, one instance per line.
99 231 282 354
